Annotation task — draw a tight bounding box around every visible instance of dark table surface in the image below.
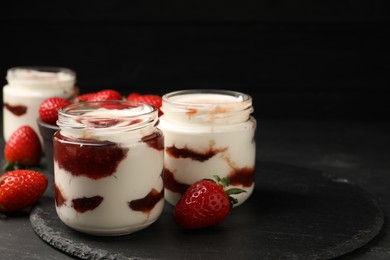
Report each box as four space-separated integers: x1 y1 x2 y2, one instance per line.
1 118 389 259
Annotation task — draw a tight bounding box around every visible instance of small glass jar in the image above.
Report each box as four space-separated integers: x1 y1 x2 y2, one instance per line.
159 89 256 207
53 100 164 236
3 66 77 141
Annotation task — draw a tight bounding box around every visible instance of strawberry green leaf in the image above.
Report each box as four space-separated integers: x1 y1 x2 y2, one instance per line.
212 175 221 182
226 188 246 196
220 177 230 187
212 175 230 187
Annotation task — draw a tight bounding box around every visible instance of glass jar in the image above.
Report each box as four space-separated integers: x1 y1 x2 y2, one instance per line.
53 100 164 236
3 66 77 141
159 89 256 207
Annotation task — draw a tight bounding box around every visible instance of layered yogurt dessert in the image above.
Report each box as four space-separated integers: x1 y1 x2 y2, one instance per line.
3 67 77 142
53 101 164 235
159 90 256 207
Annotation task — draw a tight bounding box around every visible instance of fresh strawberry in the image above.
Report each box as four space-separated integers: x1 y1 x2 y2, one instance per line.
74 89 123 103
173 175 245 229
90 89 123 101
126 92 141 100
73 92 95 103
3 125 42 170
39 97 71 125
0 170 48 212
126 93 163 116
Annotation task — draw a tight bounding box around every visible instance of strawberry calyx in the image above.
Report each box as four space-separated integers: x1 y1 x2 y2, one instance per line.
207 175 246 207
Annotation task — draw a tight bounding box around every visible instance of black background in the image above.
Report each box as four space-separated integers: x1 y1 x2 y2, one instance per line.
1 2 390 259
0 1 389 120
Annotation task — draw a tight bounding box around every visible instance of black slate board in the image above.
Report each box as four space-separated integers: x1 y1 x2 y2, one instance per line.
30 161 384 260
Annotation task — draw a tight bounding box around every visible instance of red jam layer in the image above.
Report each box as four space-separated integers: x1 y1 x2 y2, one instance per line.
55 184 67 207
228 167 255 187
53 132 128 179
4 103 27 116
142 130 164 151
163 166 255 194
72 196 104 213
166 145 227 162
164 143 254 192
128 188 164 213
163 168 190 195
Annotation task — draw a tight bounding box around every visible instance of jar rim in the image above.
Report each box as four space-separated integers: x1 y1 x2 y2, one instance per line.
162 89 251 107
6 66 76 85
161 89 253 125
57 100 158 133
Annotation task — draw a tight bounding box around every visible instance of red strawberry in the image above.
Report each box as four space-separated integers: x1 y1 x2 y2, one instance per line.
126 93 163 116
3 125 42 169
73 92 95 103
126 92 141 100
90 89 123 101
173 176 245 229
74 89 123 103
0 170 48 212
39 97 71 125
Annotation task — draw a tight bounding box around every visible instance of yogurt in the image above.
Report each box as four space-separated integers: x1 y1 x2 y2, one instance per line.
159 89 256 207
53 101 164 235
3 66 77 142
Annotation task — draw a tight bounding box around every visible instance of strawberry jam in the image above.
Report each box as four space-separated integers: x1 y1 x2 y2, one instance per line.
166 144 227 162
53 132 128 179
142 130 164 151
163 168 190 195
228 167 255 187
128 188 164 213
3 103 27 116
53 100 164 235
72 196 104 213
55 184 66 207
